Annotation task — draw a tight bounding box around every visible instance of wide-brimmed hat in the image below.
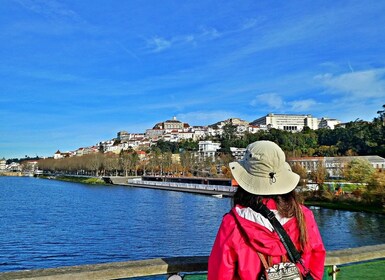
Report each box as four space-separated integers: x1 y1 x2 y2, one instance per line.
229 140 299 195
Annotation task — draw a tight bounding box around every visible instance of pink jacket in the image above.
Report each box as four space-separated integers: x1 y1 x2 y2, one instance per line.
208 200 325 280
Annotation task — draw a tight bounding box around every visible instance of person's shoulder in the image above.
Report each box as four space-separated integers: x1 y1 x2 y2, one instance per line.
221 207 240 227
300 204 315 218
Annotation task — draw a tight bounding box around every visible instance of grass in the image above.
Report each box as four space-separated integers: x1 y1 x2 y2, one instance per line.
304 199 385 214
41 175 106 185
182 260 385 279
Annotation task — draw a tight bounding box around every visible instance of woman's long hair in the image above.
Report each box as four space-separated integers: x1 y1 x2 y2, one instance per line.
233 187 308 251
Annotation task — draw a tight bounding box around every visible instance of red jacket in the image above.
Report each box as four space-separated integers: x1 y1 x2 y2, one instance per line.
208 200 325 280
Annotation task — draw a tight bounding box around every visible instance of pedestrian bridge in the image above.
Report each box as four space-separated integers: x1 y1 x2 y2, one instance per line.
0 244 384 280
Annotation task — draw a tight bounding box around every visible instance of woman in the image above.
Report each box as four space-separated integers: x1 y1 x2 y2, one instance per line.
208 141 325 280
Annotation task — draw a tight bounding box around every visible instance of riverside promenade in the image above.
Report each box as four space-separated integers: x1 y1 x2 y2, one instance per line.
103 176 237 197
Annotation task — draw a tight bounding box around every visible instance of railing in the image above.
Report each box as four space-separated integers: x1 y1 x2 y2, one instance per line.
1 244 384 280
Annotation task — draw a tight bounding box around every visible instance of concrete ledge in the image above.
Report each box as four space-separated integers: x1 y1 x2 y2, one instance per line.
1 244 384 279
0 256 208 280
325 243 385 266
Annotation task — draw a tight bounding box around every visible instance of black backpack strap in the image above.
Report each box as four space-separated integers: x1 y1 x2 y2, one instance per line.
253 203 302 262
252 203 314 280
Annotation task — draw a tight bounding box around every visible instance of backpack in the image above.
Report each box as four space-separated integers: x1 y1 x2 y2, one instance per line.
230 208 313 280
257 252 302 280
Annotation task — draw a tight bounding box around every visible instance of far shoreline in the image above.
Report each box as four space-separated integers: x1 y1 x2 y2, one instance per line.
304 200 385 215
2 174 384 215
42 175 385 215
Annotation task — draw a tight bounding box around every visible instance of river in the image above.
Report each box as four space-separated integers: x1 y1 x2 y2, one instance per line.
0 177 384 273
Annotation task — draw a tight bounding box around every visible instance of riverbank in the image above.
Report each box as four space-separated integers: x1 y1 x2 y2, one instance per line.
39 175 106 185
303 190 385 214
305 200 385 214
36 175 385 214
0 171 23 176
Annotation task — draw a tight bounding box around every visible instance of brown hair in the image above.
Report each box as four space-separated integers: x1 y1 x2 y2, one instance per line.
233 187 308 251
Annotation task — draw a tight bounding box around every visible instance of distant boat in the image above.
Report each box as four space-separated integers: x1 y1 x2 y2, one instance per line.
212 194 223 198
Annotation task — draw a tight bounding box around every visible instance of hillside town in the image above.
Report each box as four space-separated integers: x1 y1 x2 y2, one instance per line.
2 112 385 180
54 113 343 159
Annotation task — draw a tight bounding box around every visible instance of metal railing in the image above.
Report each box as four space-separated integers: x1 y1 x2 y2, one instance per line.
1 244 384 280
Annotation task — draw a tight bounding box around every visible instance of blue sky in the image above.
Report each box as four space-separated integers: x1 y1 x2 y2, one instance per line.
1 0 385 159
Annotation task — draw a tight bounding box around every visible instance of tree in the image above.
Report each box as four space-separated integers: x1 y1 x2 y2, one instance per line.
309 162 328 186
119 150 132 176
180 151 194 176
376 104 385 124
129 152 140 176
148 147 161 175
220 124 238 152
368 170 385 190
104 154 120 176
343 158 375 184
161 151 173 175
291 163 307 187
85 153 104 176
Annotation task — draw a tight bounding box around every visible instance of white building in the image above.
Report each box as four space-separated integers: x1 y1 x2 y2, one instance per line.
54 150 64 159
251 113 319 131
197 141 221 161
318 118 342 129
0 158 6 170
288 155 385 178
230 147 246 160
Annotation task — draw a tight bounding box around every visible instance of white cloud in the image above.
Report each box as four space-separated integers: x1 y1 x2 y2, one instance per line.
199 26 221 39
250 93 284 110
241 18 261 30
147 36 173 52
14 0 85 23
250 93 319 114
146 26 221 53
315 68 385 98
288 99 317 111
176 111 234 126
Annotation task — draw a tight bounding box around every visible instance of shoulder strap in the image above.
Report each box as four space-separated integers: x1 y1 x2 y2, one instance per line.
252 203 314 280
257 252 269 269
252 203 301 263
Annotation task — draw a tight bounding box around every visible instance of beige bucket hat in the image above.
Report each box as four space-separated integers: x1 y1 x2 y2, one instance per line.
229 140 300 195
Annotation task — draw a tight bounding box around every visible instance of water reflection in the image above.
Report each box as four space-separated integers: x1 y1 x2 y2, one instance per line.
0 177 383 273
310 207 385 250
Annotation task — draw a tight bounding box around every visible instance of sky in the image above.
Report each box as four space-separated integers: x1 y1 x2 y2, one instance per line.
1 0 385 159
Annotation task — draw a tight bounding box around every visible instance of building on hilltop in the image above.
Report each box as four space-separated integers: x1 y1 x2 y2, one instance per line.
230 147 247 161
318 118 342 129
54 150 63 159
197 141 221 162
146 116 196 142
117 131 130 141
53 150 72 159
211 118 249 128
152 116 189 131
251 113 319 131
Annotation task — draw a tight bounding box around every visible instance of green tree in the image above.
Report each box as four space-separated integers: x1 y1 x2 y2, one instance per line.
220 124 238 152
343 158 375 184
129 152 140 176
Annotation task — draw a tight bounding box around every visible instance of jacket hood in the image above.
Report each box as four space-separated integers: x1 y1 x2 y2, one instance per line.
231 202 300 257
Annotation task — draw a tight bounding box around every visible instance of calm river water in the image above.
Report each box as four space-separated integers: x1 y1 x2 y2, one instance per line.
0 177 384 272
